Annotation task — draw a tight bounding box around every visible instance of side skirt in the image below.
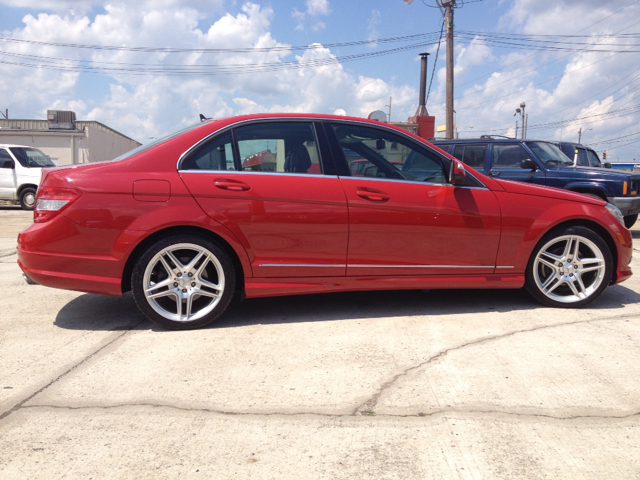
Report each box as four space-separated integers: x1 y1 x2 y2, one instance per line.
244 274 525 298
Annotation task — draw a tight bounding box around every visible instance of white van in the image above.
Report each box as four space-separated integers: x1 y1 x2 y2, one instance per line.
0 144 56 210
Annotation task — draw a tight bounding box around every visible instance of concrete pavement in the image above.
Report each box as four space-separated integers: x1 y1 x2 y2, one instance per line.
1 206 639 479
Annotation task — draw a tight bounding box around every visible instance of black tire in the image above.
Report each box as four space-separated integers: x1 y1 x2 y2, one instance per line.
19 187 37 210
131 234 236 330
624 214 638 229
525 226 613 308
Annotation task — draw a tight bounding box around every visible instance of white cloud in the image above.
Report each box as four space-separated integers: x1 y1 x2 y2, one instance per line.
306 0 330 16
292 0 331 31
0 1 418 143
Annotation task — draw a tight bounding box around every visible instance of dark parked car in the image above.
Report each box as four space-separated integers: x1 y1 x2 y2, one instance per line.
433 138 640 228
17 115 632 330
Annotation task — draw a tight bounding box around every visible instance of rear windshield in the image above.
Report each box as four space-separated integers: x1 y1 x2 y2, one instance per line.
9 147 56 167
526 141 573 166
111 122 209 162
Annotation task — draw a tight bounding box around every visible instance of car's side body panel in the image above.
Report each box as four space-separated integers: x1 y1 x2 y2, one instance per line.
179 171 349 278
338 176 502 276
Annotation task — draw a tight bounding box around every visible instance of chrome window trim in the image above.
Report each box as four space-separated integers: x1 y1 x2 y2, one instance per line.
177 117 325 172
175 116 488 189
338 175 489 190
178 170 338 179
327 118 488 189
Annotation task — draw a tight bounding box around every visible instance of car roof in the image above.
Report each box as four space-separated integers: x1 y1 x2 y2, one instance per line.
0 144 40 148
431 138 547 143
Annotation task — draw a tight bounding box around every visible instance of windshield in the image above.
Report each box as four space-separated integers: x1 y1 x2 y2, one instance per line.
111 122 209 162
526 141 573 166
9 147 56 167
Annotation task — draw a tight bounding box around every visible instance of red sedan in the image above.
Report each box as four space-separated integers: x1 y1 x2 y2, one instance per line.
17 114 633 329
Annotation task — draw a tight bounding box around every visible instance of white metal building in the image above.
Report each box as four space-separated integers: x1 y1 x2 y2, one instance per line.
0 110 141 166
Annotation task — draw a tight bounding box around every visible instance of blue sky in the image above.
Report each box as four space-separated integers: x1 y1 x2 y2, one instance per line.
1 0 639 161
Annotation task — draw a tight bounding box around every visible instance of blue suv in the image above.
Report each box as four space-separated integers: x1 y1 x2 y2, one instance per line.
430 138 640 228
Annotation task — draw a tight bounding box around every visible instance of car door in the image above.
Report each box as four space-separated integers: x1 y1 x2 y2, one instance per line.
0 148 17 199
327 122 502 277
179 121 348 278
487 143 546 185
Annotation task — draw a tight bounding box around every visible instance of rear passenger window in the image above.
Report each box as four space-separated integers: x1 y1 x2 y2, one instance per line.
452 145 486 169
182 131 235 171
491 144 529 168
235 122 322 174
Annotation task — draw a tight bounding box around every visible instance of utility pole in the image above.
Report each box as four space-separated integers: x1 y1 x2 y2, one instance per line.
444 1 455 139
386 97 392 123
514 101 526 139
578 127 582 143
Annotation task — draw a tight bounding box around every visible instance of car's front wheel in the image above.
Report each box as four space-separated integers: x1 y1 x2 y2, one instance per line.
132 235 236 330
525 226 613 308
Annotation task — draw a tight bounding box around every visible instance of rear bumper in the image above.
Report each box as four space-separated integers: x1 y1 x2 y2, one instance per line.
609 196 640 216
17 214 127 296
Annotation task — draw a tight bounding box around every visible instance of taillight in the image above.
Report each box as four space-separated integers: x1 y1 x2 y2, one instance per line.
34 187 82 223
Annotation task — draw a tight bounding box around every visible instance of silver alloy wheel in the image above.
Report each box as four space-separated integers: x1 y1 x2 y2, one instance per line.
143 243 225 322
533 234 606 304
23 192 36 208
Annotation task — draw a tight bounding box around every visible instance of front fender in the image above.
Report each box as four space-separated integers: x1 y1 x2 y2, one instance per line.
494 191 622 273
564 181 612 198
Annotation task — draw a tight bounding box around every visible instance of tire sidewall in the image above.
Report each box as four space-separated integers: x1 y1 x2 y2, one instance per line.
525 226 613 308
131 234 236 330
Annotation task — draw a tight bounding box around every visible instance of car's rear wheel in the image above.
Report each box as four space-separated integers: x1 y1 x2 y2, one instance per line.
624 214 638 229
132 235 235 330
525 226 613 308
19 187 37 210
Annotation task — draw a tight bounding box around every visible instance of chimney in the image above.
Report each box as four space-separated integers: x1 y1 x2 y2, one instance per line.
415 52 429 117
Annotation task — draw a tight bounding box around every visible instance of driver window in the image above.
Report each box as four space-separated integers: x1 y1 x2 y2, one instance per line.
330 123 447 183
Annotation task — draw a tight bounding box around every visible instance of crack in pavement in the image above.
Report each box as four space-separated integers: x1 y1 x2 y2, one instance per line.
18 403 640 422
0 321 144 422
352 313 640 415
2 313 638 425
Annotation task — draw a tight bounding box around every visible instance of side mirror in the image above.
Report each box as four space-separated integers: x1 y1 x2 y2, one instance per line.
375 139 386 150
1 159 15 169
521 158 536 170
604 162 612 168
449 159 466 185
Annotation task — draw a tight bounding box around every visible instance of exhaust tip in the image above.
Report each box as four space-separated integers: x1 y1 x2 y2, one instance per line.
22 273 38 285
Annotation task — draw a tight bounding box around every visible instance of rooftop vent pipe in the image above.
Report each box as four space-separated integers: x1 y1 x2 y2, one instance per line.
415 52 430 117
